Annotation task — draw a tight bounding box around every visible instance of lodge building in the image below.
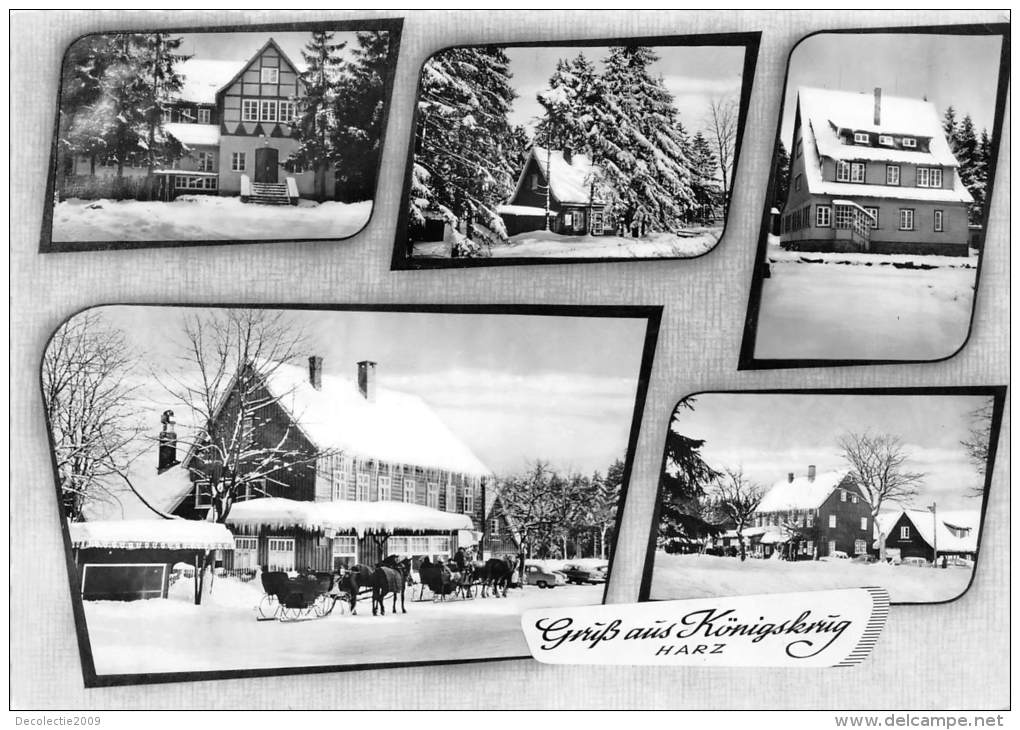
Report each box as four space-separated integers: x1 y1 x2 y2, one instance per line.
780 87 973 256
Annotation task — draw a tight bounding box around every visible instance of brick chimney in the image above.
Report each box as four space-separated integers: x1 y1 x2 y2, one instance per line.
807 464 816 481
308 355 323 391
873 87 881 126
157 409 179 473
787 472 794 483
357 360 377 402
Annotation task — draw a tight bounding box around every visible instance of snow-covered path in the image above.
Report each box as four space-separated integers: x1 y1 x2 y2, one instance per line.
82 578 603 676
754 259 976 360
650 553 975 604
413 227 721 259
51 197 373 242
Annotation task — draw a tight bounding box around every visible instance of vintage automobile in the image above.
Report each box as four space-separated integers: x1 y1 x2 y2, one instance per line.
559 562 609 584
523 562 567 589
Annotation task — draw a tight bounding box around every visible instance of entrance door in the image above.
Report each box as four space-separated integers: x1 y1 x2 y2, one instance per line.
590 211 605 235
254 147 279 183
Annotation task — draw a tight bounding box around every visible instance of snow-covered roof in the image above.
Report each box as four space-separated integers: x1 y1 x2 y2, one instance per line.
757 470 851 512
513 146 601 206
174 59 243 104
225 497 474 537
497 204 548 217
263 363 490 477
798 87 973 204
165 122 220 147
879 509 981 554
69 519 233 551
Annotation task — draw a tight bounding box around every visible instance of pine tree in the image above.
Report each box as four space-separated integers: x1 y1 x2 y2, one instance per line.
942 105 959 154
657 398 721 553
772 139 791 213
955 114 979 190
594 46 695 236
331 30 391 202
690 131 722 224
411 46 518 256
138 33 187 179
293 30 348 201
970 127 993 224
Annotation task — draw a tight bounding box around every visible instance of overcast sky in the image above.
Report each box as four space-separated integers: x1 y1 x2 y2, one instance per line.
79 306 647 479
173 30 362 69
780 31 1004 150
669 392 994 512
504 44 746 138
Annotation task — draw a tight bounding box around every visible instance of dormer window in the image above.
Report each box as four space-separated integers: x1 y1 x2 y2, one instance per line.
879 135 894 146
853 132 870 144
901 137 917 148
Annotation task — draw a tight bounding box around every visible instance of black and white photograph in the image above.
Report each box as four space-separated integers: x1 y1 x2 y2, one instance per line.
643 389 1003 606
741 26 1008 365
394 34 758 266
42 20 401 251
42 304 656 683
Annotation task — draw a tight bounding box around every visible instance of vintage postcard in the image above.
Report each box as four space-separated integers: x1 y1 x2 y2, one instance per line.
41 20 402 251
641 388 1004 606
392 33 759 267
42 304 658 684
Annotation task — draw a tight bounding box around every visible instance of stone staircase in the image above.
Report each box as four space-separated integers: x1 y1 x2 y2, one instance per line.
247 182 291 206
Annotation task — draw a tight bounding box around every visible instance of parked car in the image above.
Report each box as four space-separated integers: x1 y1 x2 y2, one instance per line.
524 562 567 588
558 563 607 584
852 554 878 564
902 557 931 567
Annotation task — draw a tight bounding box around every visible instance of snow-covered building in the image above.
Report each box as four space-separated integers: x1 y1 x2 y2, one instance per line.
780 87 973 256
68 38 333 202
876 509 980 563
161 357 516 572
751 466 874 560
498 146 612 237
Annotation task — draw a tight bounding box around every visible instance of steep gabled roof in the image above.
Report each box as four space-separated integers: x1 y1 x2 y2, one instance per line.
757 470 852 512
797 87 973 204
263 362 491 477
214 37 305 101
510 146 602 206
877 509 981 554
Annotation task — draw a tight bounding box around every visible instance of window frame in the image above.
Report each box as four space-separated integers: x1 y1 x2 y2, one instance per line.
853 132 870 144
934 209 944 233
445 483 456 512
464 487 474 514
278 100 296 123
266 536 296 572
241 99 259 123
259 99 278 123
901 137 917 148
426 481 439 509
403 478 416 503
260 67 279 84
197 151 215 173
815 204 831 228
860 517 869 531
836 160 851 182
886 164 900 186
899 208 915 231
863 207 879 229
854 539 867 555
849 161 866 183
878 134 894 146
834 205 853 230
197 108 211 124
231 152 246 172
378 475 392 501
356 471 370 501
900 526 911 540
828 514 837 529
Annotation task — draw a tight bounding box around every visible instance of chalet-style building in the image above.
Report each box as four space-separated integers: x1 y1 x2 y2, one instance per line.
497 146 612 237
157 357 518 573
69 38 332 203
876 509 980 563
750 466 874 560
780 87 973 256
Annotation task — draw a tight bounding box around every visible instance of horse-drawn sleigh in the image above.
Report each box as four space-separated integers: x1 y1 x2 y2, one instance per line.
255 570 341 621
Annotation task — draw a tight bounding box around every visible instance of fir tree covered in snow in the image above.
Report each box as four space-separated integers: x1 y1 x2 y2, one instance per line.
292 31 348 202
58 33 187 193
411 46 518 256
771 139 791 215
943 108 994 225
689 131 723 223
596 46 695 235
331 31 391 203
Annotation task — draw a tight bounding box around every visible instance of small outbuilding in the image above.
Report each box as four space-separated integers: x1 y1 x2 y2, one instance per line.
69 520 234 602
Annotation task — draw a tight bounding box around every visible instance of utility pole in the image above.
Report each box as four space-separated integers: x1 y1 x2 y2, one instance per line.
929 502 938 567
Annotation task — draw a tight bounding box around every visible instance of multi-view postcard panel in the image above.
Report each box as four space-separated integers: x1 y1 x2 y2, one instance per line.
740 27 1008 366
43 304 657 683
393 33 759 267
642 389 1004 606
42 20 402 251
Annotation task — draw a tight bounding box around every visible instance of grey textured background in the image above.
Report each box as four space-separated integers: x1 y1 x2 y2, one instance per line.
10 9 1010 710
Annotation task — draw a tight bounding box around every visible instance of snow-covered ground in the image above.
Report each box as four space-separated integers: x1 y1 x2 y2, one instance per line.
51 196 373 242
755 239 977 360
412 227 721 259
81 575 602 676
649 553 974 604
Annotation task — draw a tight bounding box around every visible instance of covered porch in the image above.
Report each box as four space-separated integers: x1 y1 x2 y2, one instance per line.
832 198 876 252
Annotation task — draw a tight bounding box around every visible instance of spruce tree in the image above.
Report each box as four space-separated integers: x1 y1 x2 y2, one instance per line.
942 105 959 154
293 30 347 201
332 31 391 202
772 139 790 214
410 46 517 255
690 131 722 224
